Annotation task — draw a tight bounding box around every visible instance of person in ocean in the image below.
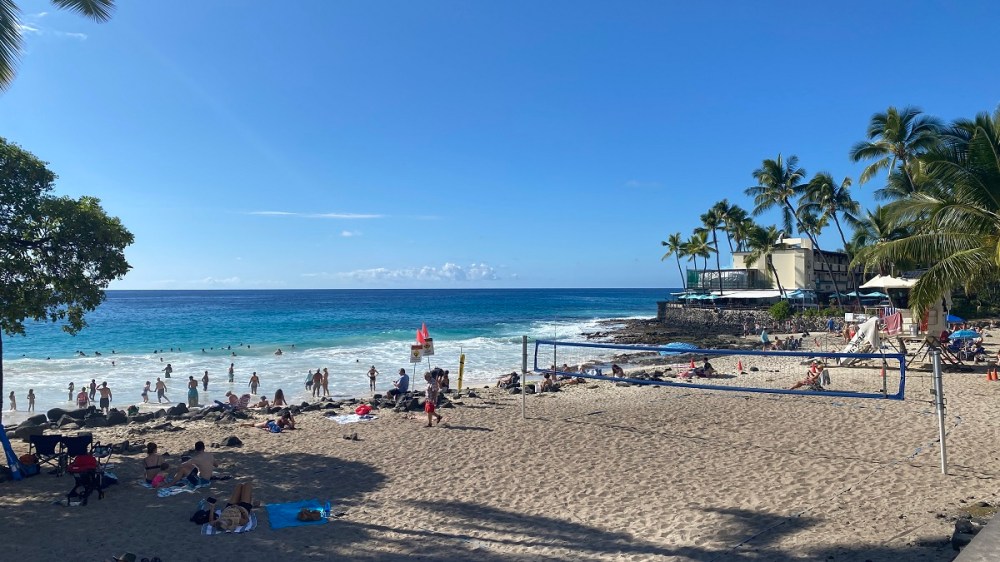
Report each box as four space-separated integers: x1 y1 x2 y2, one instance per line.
155 377 170 403
367 365 379 392
68 381 75 401
162 363 173 378
97 382 113 415
248 372 261 395
8 390 15 411
321 367 330 397
89 379 98 401
27 389 35 412
142 381 151 403
305 370 314 391
228 363 235 383
311 369 322 397
188 376 199 407
202 370 210 391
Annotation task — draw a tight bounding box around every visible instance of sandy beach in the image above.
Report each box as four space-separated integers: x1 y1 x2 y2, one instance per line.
2 330 998 562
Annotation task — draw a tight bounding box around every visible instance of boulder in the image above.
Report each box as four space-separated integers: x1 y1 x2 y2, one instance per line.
83 414 108 428
23 414 48 427
65 408 90 420
130 413 154 424
222 436 243 448
407 397 421 411
153 408 167 419
47 407 69 422
372 394 383 401
61 423 81 431
615 381 631 387
58 415 78 427
14 424 45 442
106 409 128 426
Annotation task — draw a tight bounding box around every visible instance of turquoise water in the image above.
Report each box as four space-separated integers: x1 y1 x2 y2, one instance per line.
2 289 673 423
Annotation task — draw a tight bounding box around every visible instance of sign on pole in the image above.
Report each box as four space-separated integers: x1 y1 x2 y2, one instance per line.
409 344 424 363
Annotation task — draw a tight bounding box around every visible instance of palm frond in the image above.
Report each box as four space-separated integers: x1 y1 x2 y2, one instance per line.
50 0 114 22
0 0 20 91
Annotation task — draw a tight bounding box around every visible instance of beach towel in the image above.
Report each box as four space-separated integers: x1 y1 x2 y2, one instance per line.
201 511 258 535
157 480 210 497
326 413 377 424
884 312 903 335
265 500 329 529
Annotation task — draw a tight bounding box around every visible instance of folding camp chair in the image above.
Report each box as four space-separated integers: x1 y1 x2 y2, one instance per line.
61 434 94 463
28 434 65 476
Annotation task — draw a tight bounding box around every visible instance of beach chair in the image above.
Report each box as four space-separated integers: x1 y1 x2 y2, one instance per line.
28 434 65 476
65 440 114 506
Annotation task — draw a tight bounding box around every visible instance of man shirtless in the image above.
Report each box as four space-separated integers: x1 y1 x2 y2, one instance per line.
97 382 113 415
311 369 323 397
155 378 170 403
168 441 217 487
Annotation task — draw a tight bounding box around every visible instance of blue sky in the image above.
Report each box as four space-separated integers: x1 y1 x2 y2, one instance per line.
3 0 999 289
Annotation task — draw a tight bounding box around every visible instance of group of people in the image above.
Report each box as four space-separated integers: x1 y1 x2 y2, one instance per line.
142 440 259 531
7 389 34 412
68 380 114 414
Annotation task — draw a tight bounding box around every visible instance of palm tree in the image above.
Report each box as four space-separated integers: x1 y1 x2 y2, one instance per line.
720 204 749 253
685 231 714 289
660 233 687 289
744 225 787 297
849 206 910 276
856 109 1000 314
746 154 844 306
801 172 862 307
0 0 115 91
849 106 942 186
733 217 758 253
696 205 726 296
745 154 807 235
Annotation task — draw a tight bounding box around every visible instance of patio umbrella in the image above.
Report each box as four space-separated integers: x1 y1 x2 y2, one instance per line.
860 275 917 289
946 314 964 323
950 329 979 340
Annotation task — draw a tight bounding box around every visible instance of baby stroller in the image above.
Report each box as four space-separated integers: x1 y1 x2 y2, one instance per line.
66 442 114 506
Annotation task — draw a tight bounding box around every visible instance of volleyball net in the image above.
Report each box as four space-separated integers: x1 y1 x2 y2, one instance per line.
532 339 906 400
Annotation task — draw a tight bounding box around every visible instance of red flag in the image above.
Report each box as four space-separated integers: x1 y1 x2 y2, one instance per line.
417 330 425 345
421 323 430 339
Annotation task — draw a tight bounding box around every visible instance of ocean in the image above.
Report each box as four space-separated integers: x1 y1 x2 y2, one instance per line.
1 289 674 424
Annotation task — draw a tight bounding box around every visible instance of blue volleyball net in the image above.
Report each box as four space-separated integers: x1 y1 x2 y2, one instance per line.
532 339 906 400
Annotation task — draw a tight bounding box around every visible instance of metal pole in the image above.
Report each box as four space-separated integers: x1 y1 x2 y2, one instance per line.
930 349 948 475
521 336 527 420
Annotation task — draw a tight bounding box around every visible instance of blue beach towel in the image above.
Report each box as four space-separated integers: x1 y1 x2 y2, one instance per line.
265 499 329 529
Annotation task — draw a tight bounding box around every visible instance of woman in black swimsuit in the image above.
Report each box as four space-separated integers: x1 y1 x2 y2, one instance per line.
143 442 169 484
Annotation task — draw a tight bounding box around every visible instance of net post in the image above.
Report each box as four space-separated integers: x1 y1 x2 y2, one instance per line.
521 336 528 420
930 349 948 475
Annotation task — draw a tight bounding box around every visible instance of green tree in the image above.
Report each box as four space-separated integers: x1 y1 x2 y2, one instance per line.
684 231 714 289
849 106 942 186
744 225 786 297
696 204 726 295
0 0 115 91
746 154 843 307
849 206 910 276
856 109 1000 314
0 137 133 406
661 232 687 289
801 172 861 307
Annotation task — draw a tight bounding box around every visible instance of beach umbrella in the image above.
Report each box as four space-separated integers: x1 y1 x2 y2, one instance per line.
947 314 964 324
861 291 888 298
860 275 917 289
950 329 979 340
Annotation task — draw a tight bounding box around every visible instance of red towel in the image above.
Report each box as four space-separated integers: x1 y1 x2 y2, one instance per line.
884 312 903 335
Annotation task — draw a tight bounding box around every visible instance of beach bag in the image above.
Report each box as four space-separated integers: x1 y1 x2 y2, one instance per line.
297 508 322 521
355 404 372 416
190 509 211 525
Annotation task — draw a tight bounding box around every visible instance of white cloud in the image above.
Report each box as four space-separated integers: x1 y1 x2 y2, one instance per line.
311 262 500 283
17 24 41 35
54 31 88 40
248 211 295 216
341 230 360 237
17 13 86 40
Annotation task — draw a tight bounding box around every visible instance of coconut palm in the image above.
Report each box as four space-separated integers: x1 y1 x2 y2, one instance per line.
0 0 115 91
849 206 910 276
856 109 1000 314
684 231 714 289
717 201 749 254
849 106 942 186
745 154 807 235
660 232 687 289
696 205 726 295
747 154 844 306
801 172 860 253
732 217 758 253
744 225 787 297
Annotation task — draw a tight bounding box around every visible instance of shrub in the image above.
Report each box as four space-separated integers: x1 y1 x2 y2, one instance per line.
770 300 793 322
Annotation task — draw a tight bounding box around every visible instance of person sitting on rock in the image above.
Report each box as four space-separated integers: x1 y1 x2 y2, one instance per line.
386 369 409 401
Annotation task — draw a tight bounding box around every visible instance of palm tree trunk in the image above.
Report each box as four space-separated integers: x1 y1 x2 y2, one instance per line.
784 200 844 309
768 257 786 297
675 256 685 290
713 229 724 296
832 214 863 310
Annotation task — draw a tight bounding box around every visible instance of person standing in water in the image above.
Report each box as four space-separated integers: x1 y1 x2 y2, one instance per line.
202 370 210 391
187 376 199 407
89 379 98 401
155 378 169 403
367 365 379 392
311 369 322 398
8 390 15 411
142 381 151 403
97 382 113 415
27 389 35 412
68 382 75 401
321 368 330 397
248 372 260 395
162 363 173 378
228 363 235 383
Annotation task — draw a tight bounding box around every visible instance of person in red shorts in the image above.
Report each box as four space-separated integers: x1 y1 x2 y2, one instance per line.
423 371 443 427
